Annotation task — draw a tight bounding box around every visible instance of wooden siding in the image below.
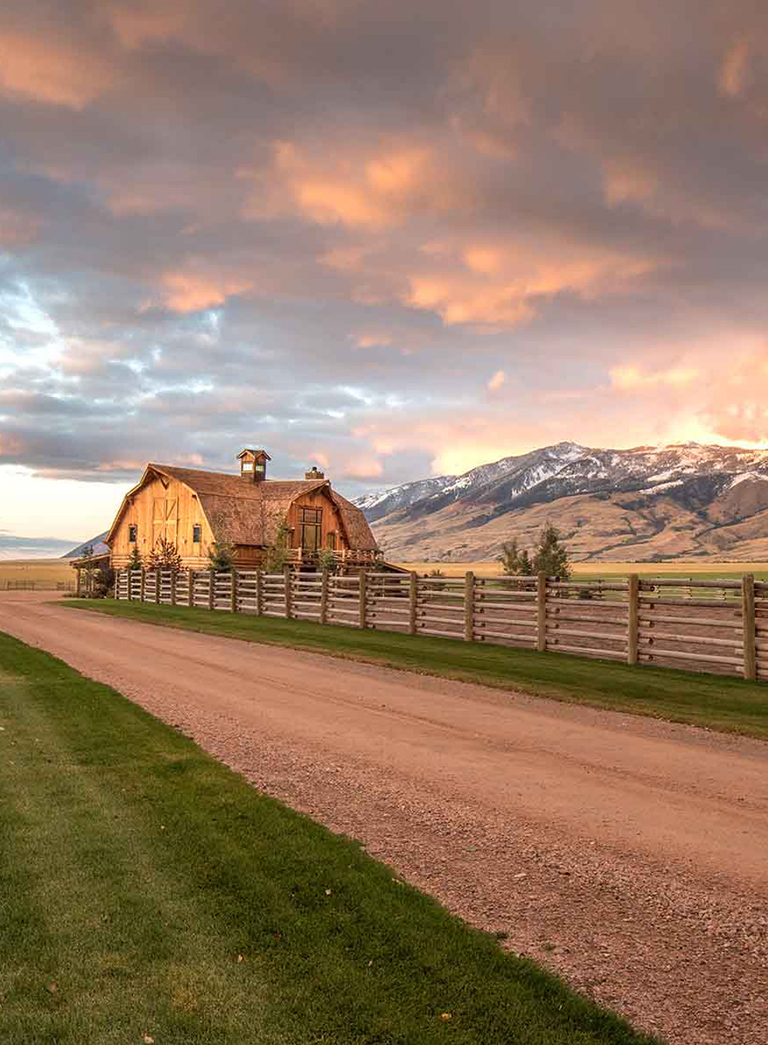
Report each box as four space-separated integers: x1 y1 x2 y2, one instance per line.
285 487 347 552
110 474 216 568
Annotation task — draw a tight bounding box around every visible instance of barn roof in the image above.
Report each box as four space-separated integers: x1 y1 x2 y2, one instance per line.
106 463 378 550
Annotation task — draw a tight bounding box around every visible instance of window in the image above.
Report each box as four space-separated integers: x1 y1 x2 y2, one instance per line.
128 524 137 543
327 531 337 551
298 507 322 552
193 525 202 543
242 461 253 471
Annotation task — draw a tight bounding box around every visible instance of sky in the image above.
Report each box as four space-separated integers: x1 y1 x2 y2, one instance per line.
2 1 768 541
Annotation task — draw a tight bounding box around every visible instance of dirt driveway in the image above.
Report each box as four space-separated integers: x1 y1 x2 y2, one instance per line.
1 591 766 1045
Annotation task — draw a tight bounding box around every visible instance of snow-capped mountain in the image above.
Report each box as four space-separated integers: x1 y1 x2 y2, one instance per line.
357 442 768 562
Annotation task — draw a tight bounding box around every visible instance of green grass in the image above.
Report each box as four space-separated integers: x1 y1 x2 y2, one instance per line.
61 599 768 740
0 630 659 1045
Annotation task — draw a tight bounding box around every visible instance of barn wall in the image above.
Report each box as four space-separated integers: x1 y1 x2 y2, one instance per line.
285 488 347 551
110 474 216 568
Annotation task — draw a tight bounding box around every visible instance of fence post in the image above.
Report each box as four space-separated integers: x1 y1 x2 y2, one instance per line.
627 574 639 665
464 571 475 641
359 570 367 629
188 568 194 607
170 570 177 607
537 572 547 652
231 570 238 614
155 569 161 604
140 568 146 602
284 565 292 619
320 570 329 625
409 571 417 635
209 572 215 611
125 570 131 602
256 569 263 615
742 573 756 681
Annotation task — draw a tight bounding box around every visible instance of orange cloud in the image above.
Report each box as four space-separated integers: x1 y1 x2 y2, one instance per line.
160 274 253 313
610 364 700 392
487 370 505 391
0 32 114 108
602 158 659 207
719 39 750 98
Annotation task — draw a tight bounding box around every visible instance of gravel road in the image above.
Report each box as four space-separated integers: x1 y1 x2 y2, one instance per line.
1 592 766 1045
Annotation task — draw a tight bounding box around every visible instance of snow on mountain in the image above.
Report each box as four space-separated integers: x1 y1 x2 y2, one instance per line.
356 441 768 525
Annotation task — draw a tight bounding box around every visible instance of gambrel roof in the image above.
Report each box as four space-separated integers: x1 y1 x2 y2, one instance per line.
105 463 377 550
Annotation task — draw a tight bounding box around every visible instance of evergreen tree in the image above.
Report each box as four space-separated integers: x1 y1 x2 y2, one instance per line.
208 538 235 572
147 538 184 572
127 545 143 571
316 548 337 574
264 522 291 573
532 524 571 580
498 539 534 576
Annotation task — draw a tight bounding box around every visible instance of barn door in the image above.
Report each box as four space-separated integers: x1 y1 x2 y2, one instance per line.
153 498 179 547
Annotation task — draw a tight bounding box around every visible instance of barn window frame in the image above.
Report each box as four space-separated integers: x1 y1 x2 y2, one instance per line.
192 524 202 544
128 524 137 543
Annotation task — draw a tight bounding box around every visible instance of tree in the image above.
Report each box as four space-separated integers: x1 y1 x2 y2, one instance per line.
532 524 571 580
147 537 184 573
208 537 235 572
316 548 337 574
127 545 143 571
264 522 291 573
498 539 533 577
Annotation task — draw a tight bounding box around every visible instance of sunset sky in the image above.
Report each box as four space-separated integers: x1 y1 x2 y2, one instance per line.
2 1 768 540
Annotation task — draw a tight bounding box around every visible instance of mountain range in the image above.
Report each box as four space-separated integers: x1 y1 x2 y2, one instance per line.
353 442 768 562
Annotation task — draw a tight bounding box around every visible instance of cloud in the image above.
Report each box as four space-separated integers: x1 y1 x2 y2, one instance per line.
2 0 768 533
719 39 750 98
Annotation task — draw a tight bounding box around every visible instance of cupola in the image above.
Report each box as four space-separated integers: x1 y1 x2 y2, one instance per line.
305 465 325 480
237 448 271 482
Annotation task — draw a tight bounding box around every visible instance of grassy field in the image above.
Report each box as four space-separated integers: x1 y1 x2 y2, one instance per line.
61 600 768 739
0 629 658 1045
398 560 768 580
0 558 74 589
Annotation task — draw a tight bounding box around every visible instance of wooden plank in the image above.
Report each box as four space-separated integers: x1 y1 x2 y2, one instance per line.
155 570 161 605
548 626 626 643
320 570 329 625
550 644 626 661
639 612 742 629
639 596 740 610
638 646 743 667
283 565 292 619
743 573 757 681
208 572 214 611
537 572 547 652
409 572 417 635
627 574 639 666
231 571 238 613
359 571 367 629
474 616 536 629
638 629 742 649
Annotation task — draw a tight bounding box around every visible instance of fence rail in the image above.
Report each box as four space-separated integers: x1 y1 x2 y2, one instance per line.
114 568 766 683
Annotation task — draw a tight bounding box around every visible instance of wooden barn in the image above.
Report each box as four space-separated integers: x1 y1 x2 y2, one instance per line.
104 448 380 571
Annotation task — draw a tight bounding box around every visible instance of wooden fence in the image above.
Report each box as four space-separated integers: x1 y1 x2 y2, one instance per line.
115 569 767 683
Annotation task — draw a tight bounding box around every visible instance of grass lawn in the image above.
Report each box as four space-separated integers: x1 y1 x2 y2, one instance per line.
0 629 658 1045
62 599 768 740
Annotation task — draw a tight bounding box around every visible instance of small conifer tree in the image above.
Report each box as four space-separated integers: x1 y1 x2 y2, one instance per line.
498 539 534 576
264 522 291 573
147 538 184 573
127 545 143 571
532 524 571 580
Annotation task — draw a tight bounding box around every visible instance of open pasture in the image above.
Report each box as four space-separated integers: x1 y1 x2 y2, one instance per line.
0 558 74 590
397 560 768 580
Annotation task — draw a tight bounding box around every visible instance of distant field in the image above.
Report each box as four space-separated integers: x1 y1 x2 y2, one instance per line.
397 560 768 580
0 558 74 589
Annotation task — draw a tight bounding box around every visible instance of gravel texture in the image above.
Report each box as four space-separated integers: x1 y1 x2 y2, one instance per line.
1 592 766 1045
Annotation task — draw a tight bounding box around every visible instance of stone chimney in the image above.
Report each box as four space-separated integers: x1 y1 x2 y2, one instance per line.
237 448 271 482
305 465 325 480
